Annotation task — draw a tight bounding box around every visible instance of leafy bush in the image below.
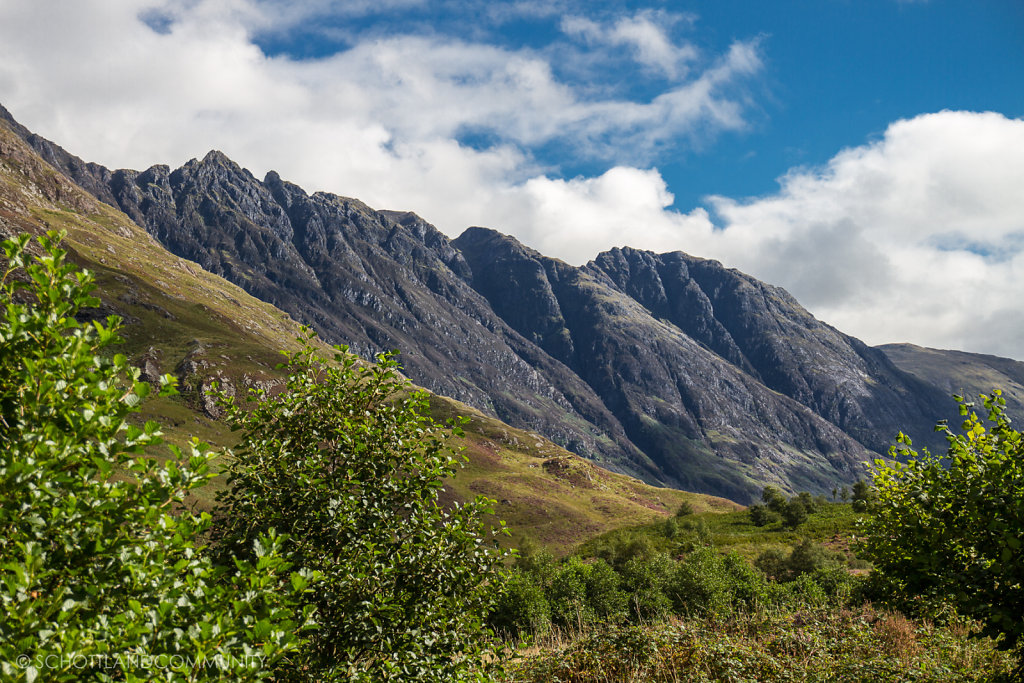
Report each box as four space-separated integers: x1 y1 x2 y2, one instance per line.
0 233 312 682
860 392 1024 654
762 485 788 513
851 478 874 512
754 548 790 580
212 331 508 681
547 556 594 629
748 503 778 527
671 548 768 618
782 498 808 529
589 531 658 571
674 501 695 517
583 558 628 623
787 538 845 575
619 552 675 621
488 570 551 638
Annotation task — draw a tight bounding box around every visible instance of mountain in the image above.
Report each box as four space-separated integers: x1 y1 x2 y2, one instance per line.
1 104 971 502
0 109 738 552
881 343 1024 424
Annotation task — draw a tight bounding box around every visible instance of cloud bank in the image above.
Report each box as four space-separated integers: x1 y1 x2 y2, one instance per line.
0 1 1022 358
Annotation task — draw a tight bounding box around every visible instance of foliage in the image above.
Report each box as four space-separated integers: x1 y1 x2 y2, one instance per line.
547 556 594 629
851 478 874 512
674 501 695 517
755 539 848 586
782 498 809 529
747 503 777 527
671 548 768 618
860 392 1024 653
488 569 551 638
619 552 675 621
582 559 628 623
504 604 1016 682
762 485 787 514
0 232 312 682
211 331 508 681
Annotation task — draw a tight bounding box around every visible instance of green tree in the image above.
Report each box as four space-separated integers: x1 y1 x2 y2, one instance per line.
782 499 808 529
748 503 777 527
0 233 312 682
860 392 1024 654
762 485 788 513
851 478 873 512
212 331 507 681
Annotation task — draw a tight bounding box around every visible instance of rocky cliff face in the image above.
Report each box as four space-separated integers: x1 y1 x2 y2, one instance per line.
588 247 952 455
3 104 964 502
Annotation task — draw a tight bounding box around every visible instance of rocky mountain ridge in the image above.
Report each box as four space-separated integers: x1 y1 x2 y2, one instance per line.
1 104 977 502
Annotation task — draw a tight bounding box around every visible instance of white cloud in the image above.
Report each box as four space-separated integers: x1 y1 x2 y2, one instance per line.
0 0 762 198
561 10 697 78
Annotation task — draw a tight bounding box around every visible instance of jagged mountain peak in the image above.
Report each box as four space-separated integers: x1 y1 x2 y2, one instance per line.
0 104 971 502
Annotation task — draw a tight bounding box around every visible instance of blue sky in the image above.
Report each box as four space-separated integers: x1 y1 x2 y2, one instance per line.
240 0 1024 210
0 0 1023 358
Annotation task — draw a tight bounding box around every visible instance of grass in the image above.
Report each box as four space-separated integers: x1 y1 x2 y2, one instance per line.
579 502 863 563
500 605 1018 682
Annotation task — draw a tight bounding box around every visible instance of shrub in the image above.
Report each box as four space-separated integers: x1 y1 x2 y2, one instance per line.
584 559 629 623
860 393 1024 654
672 548 768 617
620 552 675 621
782 499 809 529
662 516 679 539
755 548 791 581
787 538 844 575
0 232 311 682
674 501 695 517
212 329 507 681
796 491 819 513
851 478 874 512
489 570 551 638
748 503 778 527
762 485 788 513
548 556 594 630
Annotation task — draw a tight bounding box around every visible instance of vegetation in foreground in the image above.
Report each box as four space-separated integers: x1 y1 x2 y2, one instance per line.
2 232 1022 681
0 233 505 681
504 606 1013 682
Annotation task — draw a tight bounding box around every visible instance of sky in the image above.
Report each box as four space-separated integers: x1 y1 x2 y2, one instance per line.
0 0 1023 358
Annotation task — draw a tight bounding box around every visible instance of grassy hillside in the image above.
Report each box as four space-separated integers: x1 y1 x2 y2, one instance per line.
1 120 735 553
578 498 863 563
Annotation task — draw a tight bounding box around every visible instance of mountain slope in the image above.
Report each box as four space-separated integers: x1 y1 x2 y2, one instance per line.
588 247 952 455
880 343 1024 422
1 115 729 551
1 103 966 502
453 228 869 501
